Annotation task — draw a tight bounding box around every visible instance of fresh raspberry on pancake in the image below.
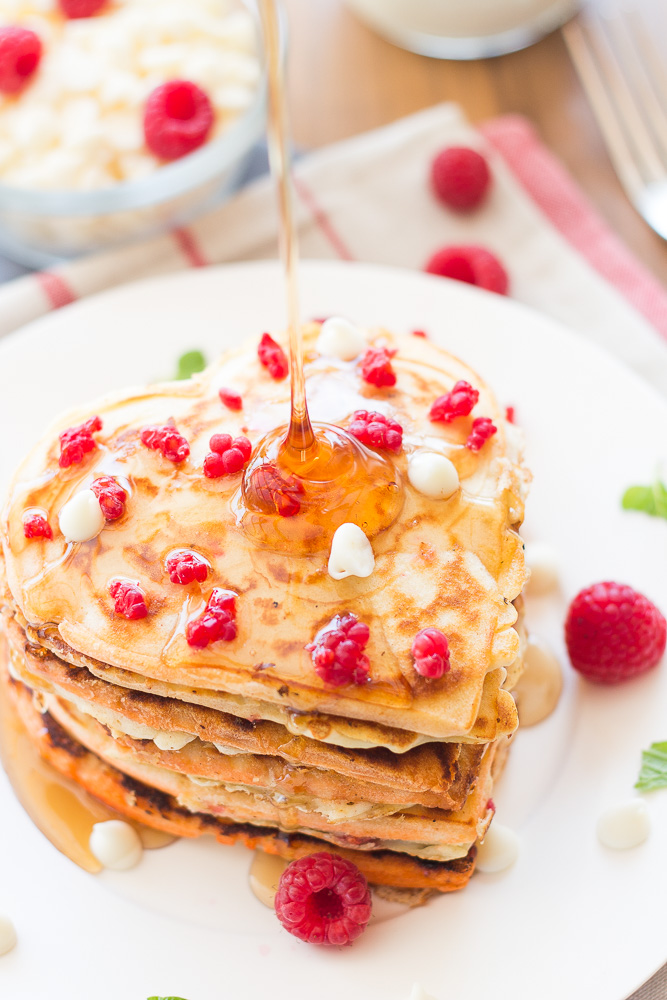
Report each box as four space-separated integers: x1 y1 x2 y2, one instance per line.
307 613 370 687
109 580 148 620
275 852 372 945
203 434 252 477
247 463 304 517
431 146 491 212
429 380 479 424
166 551 209 585
186 588 237 648
144 80 214 160
59 416 102 468
140 422 190 464
425 245 508 295
359 346 397 388
218 387 243 411
466 416 497 452
90 477 127 520
565 582 666 684
258 333 288 380
0 27 42 94
348 410 403 453
23 513 52 540
412 628 450 678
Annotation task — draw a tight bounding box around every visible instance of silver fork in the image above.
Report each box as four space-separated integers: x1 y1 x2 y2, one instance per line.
562 3 667 240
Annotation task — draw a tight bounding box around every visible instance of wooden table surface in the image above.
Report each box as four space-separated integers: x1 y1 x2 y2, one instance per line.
283 0 667 287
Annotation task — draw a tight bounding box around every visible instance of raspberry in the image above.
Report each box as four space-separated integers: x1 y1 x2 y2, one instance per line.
144 81 213 161
23 513 52 540
219 387 243 411
0 27 42 94
166 550 209 585
425 245 508 295
429 381 479 424
348 410 403 454
359 347 397 388
203 434 252 478
186 588 237 648
306 613 371 687
466 416 497 452
431 146 491 212
412 329 428 338
505 406 515 423
59 416 102 469
565 582 666 685
411 627 450 679
109 580 148 620
275 852 371 946
140 422 190 464
247 464 304 517
90 477 127 520
58 0 107 17
258 333 288 380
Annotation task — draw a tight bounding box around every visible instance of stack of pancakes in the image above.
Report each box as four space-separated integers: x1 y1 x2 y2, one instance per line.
0 325 529 892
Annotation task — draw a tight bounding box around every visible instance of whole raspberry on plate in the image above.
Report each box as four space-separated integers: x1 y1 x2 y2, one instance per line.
0 27 42 94
431 146 491 212
565 581 666 684
58 0 107 17
275 852 372 946
144 80 214 161
425 245 508 295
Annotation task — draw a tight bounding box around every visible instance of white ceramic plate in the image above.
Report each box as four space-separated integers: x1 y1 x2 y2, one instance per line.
1 260 666 1000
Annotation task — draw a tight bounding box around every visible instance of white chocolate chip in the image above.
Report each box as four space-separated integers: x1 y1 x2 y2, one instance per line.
59 489 105 543
0 916 17 957
597 800 650 850
524 542 559 595
328 523 375 580
316 317 367 362
407 452 459 500
475 823 521 873
89 820 143 871
153 731 196 752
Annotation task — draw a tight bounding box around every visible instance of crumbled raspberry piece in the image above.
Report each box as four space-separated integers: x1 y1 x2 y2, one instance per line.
109 580 148 620
203 434 252 478
58 0 107 17
486 798 496 812
144 80 214 160
411 627 450 679
0 27 42 94
429 381 479 424
412 329 428 338
425 245 508 295
90 477 127 521
359 347 397 388
466 416 497 452
275 852 372 946
166 550 209 585
23 513 52 540
306 613 371 687
59 416 102 469
565 582 666 684
247 464 304 517
431 146 491 212
505 406 515 423
186 588 237 648
348 410 403 454
140 422 190 464
219 387 243 411
258 333 288 380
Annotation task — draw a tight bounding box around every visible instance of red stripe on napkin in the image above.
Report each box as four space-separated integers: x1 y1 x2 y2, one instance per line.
36 271 77 310
172 227 208 268
481 114 667 341
293 174 356 261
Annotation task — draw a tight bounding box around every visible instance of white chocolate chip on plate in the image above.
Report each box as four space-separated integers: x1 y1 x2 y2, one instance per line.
316 317 367 361
0 916 17 957
59 489 105 543
524 541 560 595
475 823 521 873
328 523 375 580
597 800 650 850
89 820 143 871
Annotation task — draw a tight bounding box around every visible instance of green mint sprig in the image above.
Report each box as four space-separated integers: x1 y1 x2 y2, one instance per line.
175 350 206 381
622 478 667 520
635 741 667 791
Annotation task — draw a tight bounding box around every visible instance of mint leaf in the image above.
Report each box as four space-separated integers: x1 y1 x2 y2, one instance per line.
635 741 667 791
147 996 190 999
622 479 667 521
175 350 206 381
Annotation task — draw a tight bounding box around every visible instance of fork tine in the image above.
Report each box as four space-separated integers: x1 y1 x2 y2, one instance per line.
562 17 646 200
